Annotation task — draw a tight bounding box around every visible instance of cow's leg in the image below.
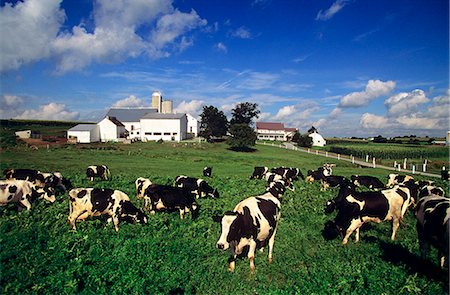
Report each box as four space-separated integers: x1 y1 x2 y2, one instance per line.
342 219 363 245
391 218 400 240
20 197 32 211
228 256 236 272
179 208 185 219
247 240 257 273
68 209 87 230
268 228 278 263
112 215 120 232
355 228 360 243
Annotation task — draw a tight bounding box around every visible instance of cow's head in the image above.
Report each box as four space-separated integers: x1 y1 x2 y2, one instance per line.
213 211 240 251
120 200 148 224
267 180 288 198
322 220 341 240
32 186 55 203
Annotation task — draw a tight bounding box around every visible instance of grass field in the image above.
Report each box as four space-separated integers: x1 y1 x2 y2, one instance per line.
0 142 449 294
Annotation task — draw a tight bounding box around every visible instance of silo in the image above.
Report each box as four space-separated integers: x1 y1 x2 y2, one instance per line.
161 100 173 114
151 91 162 112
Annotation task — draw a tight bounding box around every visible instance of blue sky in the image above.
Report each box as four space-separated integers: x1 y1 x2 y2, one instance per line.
0 0 448 137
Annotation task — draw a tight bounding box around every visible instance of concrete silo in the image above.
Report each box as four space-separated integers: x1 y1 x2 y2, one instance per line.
151 91 162 113
161 100 173 114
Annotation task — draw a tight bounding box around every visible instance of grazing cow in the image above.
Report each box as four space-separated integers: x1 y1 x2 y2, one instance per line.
265 179 288 200
305 164 334 183
264 173 294 192
86 165 110 181
250 166 269 180
4 168 39 182
213 191 281 273
441 168 449 181
351 175 385 190
323 181 413 244
0 180 53 210
386 174 413 188
142 184 199 219
203 167 213 177
271 167 304 181
68 188 147 231
418 185 446 200
135 177 152 200
3 169 63 198
415 195 450 268
320 175 348 191
174 175 219 199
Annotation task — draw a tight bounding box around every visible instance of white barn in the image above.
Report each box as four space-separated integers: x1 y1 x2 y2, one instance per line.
67 124 100 143
309 131 326 147
140 113 187 142
98 116 127 142
186 113 199 137
105 108 157 139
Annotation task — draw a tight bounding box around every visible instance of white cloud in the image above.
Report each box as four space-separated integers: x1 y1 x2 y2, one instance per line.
174 100 204 116
215 42 228 53
1 0 207 73
339 79 396 108
385 89 429 115
396 115 439 130
273 105 296 120
316 0 349 21
112 95 146 107
0 95 24 118
232 26 252 39
14 103 79 121
238 72 279 90
360 113 392 129
0 0 65 72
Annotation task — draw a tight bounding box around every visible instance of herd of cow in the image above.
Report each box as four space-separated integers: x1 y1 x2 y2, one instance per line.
0 163 448 274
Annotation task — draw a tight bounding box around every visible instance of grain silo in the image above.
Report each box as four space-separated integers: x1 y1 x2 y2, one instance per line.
161 100 173 114
151 91 162 112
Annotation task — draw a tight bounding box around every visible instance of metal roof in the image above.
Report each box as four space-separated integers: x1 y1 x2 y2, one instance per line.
141 113 186 120
68 124 98 131
106 108 157 122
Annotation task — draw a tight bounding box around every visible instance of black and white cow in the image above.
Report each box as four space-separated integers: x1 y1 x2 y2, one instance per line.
0 180 53 210
68 188 147 231
441 168 449 181
250 166 269 180
203 167 213 177
86 165 110 181
351 175 385 190
264 173 294 192
4 168 39 182
142 184 199 219
213 191 281 273
174 175 219 199
271 167 304 181
418 185 446 200
320 175 348 191
305 164 334 183
415 195 449 268
265 179 288 200
136 177 153 200
386 174 414 188
323 181 414 244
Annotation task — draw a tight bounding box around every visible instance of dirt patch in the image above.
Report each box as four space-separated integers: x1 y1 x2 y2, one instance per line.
20 137 67 148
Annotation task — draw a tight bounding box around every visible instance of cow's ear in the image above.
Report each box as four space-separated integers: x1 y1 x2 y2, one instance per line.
212 215 223 222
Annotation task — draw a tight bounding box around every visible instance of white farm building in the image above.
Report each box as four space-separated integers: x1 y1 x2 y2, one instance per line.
67 124 100 143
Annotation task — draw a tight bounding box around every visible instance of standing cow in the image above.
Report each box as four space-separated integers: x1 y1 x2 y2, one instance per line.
86 165 111 181
415 195 449 268
213 190 282 273
174 175 219 198
68 188 147 231
0 180 53 210
203 167 213 177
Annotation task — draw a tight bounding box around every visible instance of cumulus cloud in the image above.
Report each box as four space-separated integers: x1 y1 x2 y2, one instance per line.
360 113 392 129
316 0 349 21
14 103 79 121
174 100 204 116
112 95 146 108
339 79 396 108
0 95 24 118
0 0 65 72
385 89 429 115
1 0 207 73
231 26 252 39
215 42 228 53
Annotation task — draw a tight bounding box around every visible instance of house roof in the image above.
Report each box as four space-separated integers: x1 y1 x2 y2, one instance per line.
256 122 285 130
106 108 157 122
141 113 186 120
68 124 98 132
105 116 125 127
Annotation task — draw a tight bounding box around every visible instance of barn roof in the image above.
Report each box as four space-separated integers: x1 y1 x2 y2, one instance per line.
141 113 186 120
68 124 98 131
107 116 125 127
106 108 157 122
256 122 286 130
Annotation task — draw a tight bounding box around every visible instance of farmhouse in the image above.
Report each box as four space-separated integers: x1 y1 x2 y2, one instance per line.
256 122 297 141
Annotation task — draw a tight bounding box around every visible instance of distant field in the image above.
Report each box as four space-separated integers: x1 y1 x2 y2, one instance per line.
0 141 448 294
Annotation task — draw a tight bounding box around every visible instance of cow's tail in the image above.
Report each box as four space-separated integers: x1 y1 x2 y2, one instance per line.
106 167 111 180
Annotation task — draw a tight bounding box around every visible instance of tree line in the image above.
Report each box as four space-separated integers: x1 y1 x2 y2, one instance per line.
198 102 312 151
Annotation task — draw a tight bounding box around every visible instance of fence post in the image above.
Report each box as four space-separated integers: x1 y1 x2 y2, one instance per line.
403 158 407 169
307 148 310 154
316 150 318 155
372 157 376 168
423 159 428 172
351 156 355 164
397 164 401 171
366 155 369 162
325 152 328 157
412 165 416 174
338 154 340 160
394 161 397 168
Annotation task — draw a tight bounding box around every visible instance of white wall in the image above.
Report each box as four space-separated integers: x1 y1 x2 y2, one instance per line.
123 122 141 139
98 118 121 142
67 128 99 143
186 114 199 137
140 116 187 142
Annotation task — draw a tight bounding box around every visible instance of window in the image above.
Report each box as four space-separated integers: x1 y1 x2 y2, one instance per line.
136 132 140 135
145 132 151 135
164 132 170 136
154 132 162 136
131 125 134 130
173 132 177 136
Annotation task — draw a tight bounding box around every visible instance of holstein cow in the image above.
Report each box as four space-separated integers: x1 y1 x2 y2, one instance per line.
351 175 385 190
418 185 446 200
213 189 282 273
174 175 219 199
68 188 147 232
203 167 213 177
271 167 304 182
305 164 334 183
415 195 449 268
136 177 153 202
323 180 414 244
142 184 199 219
386 174 414 188
250 166 269 180
264 173 294 192
86 165 111 181
320 175 348 191
3 168 63 199
0 180 53 210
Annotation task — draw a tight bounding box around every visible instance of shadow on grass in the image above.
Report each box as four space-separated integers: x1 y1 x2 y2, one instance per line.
378 239 448 285
227 147 257 152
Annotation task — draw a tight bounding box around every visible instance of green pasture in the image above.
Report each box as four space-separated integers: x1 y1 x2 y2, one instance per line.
0 142 448 294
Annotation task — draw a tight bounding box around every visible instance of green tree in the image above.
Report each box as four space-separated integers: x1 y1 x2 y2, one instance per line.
297 133 313 148
227 123 257 151
229 102 260 125
199 106 228 141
